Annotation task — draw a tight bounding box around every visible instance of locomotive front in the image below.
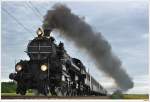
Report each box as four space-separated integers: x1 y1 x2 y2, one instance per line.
9 28 59 95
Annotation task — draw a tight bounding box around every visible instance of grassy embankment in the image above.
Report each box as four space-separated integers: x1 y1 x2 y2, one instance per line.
110 93 149 99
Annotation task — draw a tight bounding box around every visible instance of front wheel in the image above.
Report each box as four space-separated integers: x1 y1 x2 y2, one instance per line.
37 80 49 96
16 82 27 95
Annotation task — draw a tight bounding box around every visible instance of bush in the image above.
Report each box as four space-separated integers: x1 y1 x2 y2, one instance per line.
1 81 17 93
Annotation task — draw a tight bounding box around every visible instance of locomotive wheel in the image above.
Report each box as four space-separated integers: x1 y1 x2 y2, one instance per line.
17 86 26 95
55 87 63 96
37 80 49 96
50 86 57 96
42 81 49 96
16 82 27 95
73 89 78 96
20 90 26 95
16 87 19 94
55 86 68 96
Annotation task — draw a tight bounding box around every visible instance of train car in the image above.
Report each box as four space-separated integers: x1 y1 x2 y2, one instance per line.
9 28 107 96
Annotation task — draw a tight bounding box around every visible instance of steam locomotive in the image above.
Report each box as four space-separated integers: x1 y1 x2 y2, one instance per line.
9 28 107 96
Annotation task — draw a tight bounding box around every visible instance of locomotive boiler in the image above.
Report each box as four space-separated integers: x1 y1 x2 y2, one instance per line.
9 28 107 96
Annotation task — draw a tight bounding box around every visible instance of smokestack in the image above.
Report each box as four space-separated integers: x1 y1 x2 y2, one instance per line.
43 4 134 91
43 28 52 37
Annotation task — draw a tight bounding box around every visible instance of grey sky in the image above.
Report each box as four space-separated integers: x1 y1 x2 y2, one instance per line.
1 1 149 94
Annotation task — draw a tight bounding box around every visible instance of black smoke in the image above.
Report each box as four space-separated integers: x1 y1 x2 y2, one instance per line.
43 4 134 91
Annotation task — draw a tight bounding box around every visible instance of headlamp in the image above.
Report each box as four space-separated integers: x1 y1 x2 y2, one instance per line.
41 64 48 71
16 65 22 72
37 30 42 35
37 28 43 36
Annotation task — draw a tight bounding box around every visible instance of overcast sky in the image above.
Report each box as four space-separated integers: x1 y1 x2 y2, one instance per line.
1 1 149 94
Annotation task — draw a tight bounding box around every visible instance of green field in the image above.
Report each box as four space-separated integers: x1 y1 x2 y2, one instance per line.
1 93 149 99
1 93 33 96
122 94 149 99
110 94 149 99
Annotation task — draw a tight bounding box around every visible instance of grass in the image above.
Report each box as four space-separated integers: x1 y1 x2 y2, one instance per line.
1 93 33 96
1 93 149 100
110 94 149 99
123 94 149 99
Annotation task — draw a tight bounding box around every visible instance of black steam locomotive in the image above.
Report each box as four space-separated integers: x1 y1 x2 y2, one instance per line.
9 28 107 96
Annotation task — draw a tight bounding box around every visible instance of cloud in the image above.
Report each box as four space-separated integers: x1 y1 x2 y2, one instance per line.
126 75 149 94
141 33 149 39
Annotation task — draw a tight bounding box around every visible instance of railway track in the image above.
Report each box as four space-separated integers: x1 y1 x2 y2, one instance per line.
1 96 110 99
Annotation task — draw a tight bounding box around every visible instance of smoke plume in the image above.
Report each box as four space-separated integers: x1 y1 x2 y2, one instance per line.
43 4 134 90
